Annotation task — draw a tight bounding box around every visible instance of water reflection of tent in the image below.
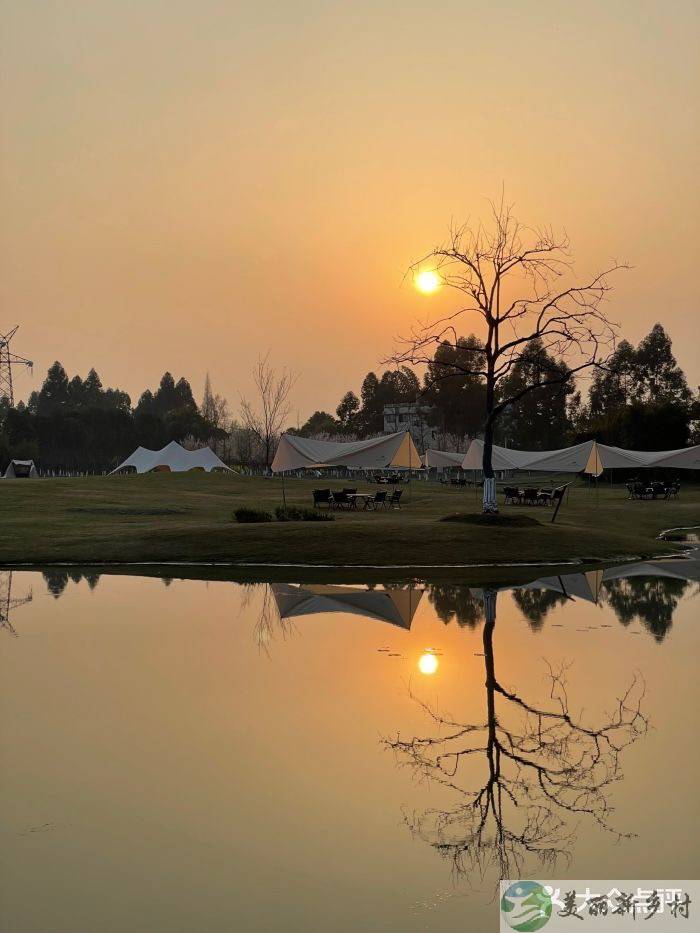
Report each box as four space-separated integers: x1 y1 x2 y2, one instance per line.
520 569 606 604
520 554 700 602
270 584 423 629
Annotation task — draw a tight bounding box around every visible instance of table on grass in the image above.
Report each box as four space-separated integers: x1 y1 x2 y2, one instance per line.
347 493 377 511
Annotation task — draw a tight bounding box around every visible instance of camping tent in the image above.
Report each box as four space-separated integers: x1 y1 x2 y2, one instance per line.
458 438 700 473
111 441 233 474
3 459 39 479
271 431 421 473
424 449 468 469
270 583 423 629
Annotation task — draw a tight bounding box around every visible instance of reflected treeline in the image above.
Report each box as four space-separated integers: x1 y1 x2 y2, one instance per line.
511 589 569 630
427 585 484 629
385 588 649 883
603 577 689 643
42 570 100 599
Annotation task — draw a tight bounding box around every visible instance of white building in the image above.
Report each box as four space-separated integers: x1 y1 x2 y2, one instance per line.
383 403 438 452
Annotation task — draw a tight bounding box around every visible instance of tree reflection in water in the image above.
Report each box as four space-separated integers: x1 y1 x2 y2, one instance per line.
511 589 569 630
42 570 100 599
385 588 649 881
427 585 484 629
602 577 690 642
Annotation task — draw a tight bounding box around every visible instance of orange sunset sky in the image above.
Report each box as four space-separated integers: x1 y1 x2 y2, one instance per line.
1 1 698 421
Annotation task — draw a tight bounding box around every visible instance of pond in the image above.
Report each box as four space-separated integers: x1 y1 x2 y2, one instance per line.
1 554 699 932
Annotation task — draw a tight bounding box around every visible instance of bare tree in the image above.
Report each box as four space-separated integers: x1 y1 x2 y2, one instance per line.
240 352 297 467
390 198 627 511
385 588 647 883
201 372 230 431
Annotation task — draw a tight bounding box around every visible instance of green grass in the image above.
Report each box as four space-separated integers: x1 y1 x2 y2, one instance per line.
0 473 697 572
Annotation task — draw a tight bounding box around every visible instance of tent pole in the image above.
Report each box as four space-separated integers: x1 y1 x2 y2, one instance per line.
282 471 287 508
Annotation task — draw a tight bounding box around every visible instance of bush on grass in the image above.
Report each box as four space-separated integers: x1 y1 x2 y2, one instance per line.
234 507 274 523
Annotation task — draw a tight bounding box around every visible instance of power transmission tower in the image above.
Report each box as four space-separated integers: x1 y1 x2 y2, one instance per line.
0 571 33 637
0 326 33 406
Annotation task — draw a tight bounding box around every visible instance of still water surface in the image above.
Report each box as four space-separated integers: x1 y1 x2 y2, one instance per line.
1 556 699 932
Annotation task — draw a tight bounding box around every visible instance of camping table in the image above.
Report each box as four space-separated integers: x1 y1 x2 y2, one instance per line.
347 493 377 511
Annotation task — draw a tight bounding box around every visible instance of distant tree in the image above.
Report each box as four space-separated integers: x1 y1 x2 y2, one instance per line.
423 336 486 440
296 410 339 437
497 339 574 449
588 339 636 418
29 362 71 415
391 200 625 511
201 373 230 430
336 391 360 432
582 324 693 448
240 353 297 466
629 323 691 406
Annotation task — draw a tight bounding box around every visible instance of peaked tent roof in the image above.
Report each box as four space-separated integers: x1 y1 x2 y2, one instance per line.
3 459 39 479
270 583 423 629
110 440 233 474
271 431 421 472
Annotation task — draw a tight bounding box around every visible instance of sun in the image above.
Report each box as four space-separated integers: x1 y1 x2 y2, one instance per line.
414 269 441 294
418 652 439 675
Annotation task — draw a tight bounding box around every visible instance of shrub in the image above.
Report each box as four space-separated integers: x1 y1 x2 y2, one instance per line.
233 507 274 523
275 506 334 522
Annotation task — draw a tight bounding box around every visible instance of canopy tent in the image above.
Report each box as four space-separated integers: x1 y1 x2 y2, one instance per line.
271 431 421 473
457 438 700 473
111 441 233 474
270 583 423 629
3 459 39 479
424 449 468 469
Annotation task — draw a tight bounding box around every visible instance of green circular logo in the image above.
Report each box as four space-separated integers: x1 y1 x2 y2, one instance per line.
501 882 553 931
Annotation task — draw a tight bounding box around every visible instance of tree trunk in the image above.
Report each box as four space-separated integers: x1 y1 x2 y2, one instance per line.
482 381 498 512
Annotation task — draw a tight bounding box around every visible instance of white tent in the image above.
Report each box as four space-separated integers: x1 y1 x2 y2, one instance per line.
111 441 233 474
424 449 467 469
271 431 421 473
3 459 39 479
458 438 700 473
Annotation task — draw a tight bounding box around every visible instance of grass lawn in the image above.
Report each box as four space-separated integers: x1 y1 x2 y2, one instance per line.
0 473 698 578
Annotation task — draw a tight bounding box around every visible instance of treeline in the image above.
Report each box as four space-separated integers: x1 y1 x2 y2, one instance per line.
295 323 699 451
0 364 231 473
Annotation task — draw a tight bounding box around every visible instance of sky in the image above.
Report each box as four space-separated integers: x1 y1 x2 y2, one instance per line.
1 0 698 423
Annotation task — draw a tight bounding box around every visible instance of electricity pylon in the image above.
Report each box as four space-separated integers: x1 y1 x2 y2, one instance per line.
0 571 32 637
0 326 33 406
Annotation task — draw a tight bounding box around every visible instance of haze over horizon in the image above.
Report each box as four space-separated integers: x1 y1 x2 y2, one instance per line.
2 0 698 421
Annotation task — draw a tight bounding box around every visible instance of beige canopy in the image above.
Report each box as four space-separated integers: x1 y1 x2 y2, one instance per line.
458 438 700 473
424 449 467 469
271 431 421 472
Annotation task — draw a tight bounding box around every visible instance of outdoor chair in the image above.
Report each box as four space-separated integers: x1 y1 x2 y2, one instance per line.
522 488 539 506
372 491 388 510
312 489 332 509
331 491 353 511
342 488 357 495
537 489 554 506
665 482 680 499
503 486 521 505
389 489 403 509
